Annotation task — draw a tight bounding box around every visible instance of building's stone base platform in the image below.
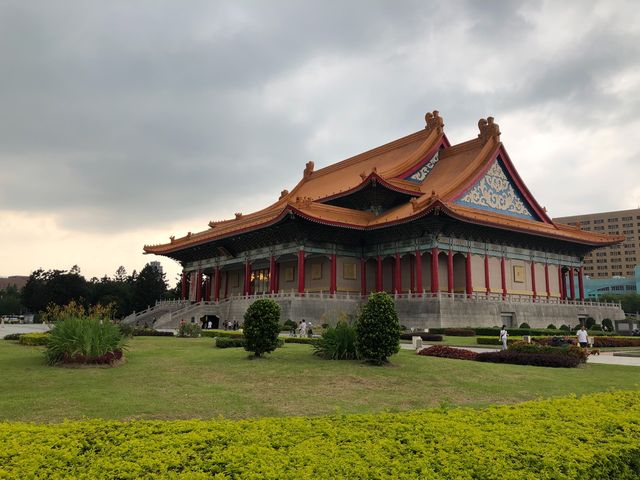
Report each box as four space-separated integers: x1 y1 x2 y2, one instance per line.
131 296 625 330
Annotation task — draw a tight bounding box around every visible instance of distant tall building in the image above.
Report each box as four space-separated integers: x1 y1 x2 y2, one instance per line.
554 208 640 279
149 261 163 275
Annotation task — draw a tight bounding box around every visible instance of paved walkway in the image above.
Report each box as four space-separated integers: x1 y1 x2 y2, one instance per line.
0 323 51 338
403 342 640 366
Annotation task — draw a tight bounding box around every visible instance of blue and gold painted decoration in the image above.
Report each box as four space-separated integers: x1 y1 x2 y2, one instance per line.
455 157 540 220
404 150 440 183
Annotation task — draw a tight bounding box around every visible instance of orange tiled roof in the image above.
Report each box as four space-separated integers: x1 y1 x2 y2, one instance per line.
144 112 623 254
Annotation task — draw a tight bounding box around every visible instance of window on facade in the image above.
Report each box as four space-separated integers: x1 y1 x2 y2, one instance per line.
612 285 625 291
594 219 604 224
623 230 634 234
612 271 623 276
594 226 605 230
608 218 619 222
608 224 619 229
597 266 608 270
622 216 633 221
625 257 637 262
623 223 634 228
627 285 637 291
625 243 634 248
595 252 607 257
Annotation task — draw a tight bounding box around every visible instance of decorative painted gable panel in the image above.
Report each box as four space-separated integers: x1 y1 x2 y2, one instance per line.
455 157 540 220
404 151 440 183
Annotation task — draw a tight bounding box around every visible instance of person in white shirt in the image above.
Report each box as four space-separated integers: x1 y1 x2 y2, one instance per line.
499 325 508 350
299 319 307 337
576 325 589 348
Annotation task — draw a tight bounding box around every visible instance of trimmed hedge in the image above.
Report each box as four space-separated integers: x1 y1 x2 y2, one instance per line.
201 330 244 339
3 333 23 341
215 337 246 348
476 336 522 346
17 332 49 346
476 327 612 337
132 329 174 337
418 345 477 360
400 332 443 341
0 391 639 479
476 350 581 368
594 337 640 348
283 336 320 345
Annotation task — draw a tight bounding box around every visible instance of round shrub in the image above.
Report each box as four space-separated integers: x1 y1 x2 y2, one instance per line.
519 323 531 329
585 317 596 329
546 324 557 330
243 299 281 357
559 324 570 331
602 318 614 332
355 292 400 364
313 321 358 360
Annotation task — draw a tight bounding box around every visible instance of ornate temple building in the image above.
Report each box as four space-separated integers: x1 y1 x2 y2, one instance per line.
139 112 624 328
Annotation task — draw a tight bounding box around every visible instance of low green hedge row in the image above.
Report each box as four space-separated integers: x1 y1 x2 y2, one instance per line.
283 336 320 345
201 330 244 339
215 337 246 348
0 391 638 479
17 332 50 346
476 336 523 345
3 333 23 341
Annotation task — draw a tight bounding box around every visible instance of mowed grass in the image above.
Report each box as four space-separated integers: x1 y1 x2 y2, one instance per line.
0 336 638 423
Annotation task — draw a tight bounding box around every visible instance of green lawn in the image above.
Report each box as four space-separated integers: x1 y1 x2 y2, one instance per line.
1 336 638 423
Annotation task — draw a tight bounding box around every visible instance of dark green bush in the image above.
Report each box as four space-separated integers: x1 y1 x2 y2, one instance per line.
201 330 243 339
585 317 596 329
519 323 530 329
177 323 202 338
45 316 127 366
400 333 443 341
3 333 23 341
313 321 359 360
284 336 319 345
355 292 400 364
602 318 614 331
283 319 297 331
476 350 581 368
546 324 557 330
243 299 281 357
559 324 570 331
590 324 602 331
215 337 246 348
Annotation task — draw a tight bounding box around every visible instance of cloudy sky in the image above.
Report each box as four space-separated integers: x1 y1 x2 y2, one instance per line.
1 0 639 283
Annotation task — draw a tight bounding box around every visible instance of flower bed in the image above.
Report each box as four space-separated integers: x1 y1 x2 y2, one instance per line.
475 350 581 368
0 391 638 479
594 336 640 348
417 345 478 360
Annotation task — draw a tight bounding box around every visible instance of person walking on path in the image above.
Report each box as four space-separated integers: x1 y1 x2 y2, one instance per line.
500 325 508 350
576 325 589 348
299 319 307 338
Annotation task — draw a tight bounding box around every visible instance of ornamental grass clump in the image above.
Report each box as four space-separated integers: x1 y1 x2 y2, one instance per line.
313 321 359 360
177 322 202 337
355 292 400 365
44 316 127 366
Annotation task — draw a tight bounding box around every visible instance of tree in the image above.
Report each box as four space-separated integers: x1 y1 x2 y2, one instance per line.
243 299 281 357
131 264 168 312
0 285 23 315
355 292 400 365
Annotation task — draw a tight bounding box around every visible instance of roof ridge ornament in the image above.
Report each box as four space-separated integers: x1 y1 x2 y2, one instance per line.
478 116 501 142
279 189 289 200
295 196 313 207
425 110 444 134
234 212 243 219
303 161 315 178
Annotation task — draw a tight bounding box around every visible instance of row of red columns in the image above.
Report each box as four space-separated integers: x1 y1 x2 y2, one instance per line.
180 253 586 301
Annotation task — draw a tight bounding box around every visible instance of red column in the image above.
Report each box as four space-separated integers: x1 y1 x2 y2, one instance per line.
244 260 251 296
360 258 367 296
569 268 575 300
558 267 564 300
531 262 537 300
214 267 221 302
181 272 187 300
465 252 473 297
274 263 280 293
329 254 337 295
578 267 584 301
297 250 305 294
376 256 383 292
484 255 490 295
447 250 454 294
500 257 507 299
431 248 439 293
196 270 202 302
409 256 415 293
415 250 423 294
269 256 276 293
544 263 550 298
395 253 402 293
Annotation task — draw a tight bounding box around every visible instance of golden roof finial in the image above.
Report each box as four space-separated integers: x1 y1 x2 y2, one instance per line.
304 161 314 178
425 110 444 133
478 116 501 142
